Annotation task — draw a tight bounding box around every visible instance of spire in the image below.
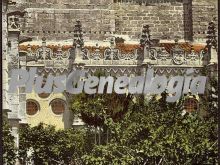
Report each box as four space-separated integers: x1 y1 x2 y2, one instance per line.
73 20 84 48
206 21 217 50
140 25 152 48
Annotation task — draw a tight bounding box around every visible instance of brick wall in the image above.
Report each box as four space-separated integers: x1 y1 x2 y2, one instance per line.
18 1 186 41
192 0 218 41
14 0 217 41
15 0 113 9
112 2 185 40
20 9 115 40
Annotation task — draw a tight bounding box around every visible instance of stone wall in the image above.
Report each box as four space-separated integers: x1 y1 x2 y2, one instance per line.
14 0 113 9
192 0 218 41
111 2 185 40
2 0 9 111
12 0 218 41
21 9 115 40
14 0 189 41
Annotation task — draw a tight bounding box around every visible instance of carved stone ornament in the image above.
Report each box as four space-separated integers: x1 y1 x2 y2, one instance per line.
8 15 20 31
171 39 186 65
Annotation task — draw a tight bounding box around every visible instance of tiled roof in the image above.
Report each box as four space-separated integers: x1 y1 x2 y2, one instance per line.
159 43 206 53
19 43 206 54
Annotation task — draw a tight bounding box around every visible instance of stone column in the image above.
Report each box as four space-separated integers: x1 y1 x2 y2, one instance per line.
7 12 23 151
209 47 218 65
19 55 28 124
2 0 10 113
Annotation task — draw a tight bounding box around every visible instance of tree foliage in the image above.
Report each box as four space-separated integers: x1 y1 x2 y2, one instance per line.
71 92 132 126
3 118 17 165
71 70 132 127
68 69 218 164
82 93 218 164
19 123 90 164
16 74 218 164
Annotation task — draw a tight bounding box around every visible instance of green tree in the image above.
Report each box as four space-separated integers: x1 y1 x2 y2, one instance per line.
82 92 218 164
71 92 132 126
19 123 89 164
70 71 132 145
3 118 17 165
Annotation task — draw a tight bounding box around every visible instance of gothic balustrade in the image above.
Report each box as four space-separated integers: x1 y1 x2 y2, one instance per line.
21 41 205 68
19 21 211 70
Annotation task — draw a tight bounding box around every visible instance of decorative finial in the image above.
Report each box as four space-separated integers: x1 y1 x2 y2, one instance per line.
110 38 115 47
206 21 217 49
42 37 46 46
191 44 194 53
174 38 179 44
42 37 46 42
140 24 152 47
27 44 31 50
73 20 84 47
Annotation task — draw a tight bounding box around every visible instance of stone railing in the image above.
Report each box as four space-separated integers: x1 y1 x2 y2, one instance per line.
19 21 217 72
73 23 206 67
20 38 206 70
19 41 71 73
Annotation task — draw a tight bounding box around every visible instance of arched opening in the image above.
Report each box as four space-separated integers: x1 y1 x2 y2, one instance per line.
183 98 198 113
26 99 40 116
50 99 66 115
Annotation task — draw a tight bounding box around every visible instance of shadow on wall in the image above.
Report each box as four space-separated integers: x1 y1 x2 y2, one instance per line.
183 0 193 41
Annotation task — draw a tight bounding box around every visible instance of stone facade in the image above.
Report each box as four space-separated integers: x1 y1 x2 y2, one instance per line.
26 92 73 129
21 9 115 40
2 0 9 112
12 0 217 41
192 0 218 41
7 0 217 42
112 2 185 39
